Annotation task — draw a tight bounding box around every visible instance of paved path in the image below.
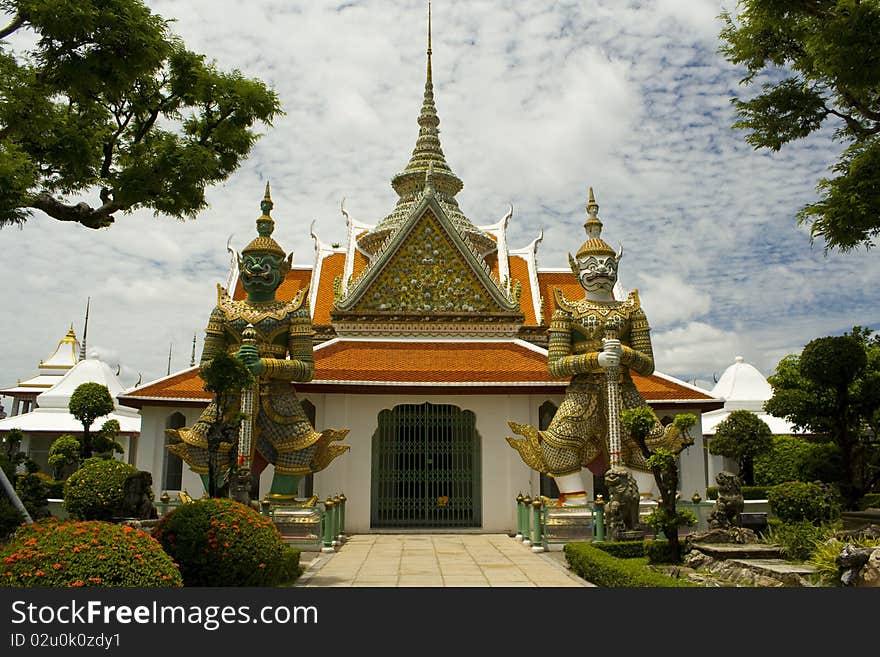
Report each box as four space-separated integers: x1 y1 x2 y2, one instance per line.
295 534 594 587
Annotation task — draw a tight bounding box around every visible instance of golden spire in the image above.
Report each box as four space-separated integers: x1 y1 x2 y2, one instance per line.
577 187 614 258
427 1 432 84
243 182 285 257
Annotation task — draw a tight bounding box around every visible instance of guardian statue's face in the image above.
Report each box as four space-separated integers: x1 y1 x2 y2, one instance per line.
577 254 618 294
240 253 284 296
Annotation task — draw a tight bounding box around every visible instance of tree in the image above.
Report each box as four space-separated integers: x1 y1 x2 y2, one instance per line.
0 0 281 229
92 419 124 457
68 382 114 459
719 1 880 252
708 410 773 485
620 409 697 560
47 434 80 479
199 350 253 498
765 327 880 508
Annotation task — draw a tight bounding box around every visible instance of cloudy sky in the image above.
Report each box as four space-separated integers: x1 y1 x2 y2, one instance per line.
1 0 877 404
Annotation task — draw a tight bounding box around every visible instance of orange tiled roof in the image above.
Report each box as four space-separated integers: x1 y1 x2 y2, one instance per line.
124 367 212 401
121 341 718 403
314 340 554 383
312 253 345 324
510 255 537 325
537 270 583 318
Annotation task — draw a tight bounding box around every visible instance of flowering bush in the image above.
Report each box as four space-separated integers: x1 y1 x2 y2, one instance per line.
1 519 182 587
152 498 299 586
64 458 144 520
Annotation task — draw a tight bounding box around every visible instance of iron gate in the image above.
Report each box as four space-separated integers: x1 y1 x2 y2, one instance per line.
370 403 481 528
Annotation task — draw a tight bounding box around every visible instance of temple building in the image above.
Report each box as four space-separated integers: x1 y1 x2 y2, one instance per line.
0 326 81 417
0 351 141 474
119 16 722 532
702 355 812 481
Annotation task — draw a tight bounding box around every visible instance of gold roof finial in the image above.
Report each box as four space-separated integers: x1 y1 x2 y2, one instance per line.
427 1 432 81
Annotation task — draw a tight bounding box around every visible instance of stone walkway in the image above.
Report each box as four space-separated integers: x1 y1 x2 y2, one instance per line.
295 533 594 587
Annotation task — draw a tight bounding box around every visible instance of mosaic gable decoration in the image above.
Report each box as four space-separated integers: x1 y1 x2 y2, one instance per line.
332 191 522 334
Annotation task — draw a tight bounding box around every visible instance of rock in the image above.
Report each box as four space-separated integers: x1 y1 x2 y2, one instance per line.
856 548 880 587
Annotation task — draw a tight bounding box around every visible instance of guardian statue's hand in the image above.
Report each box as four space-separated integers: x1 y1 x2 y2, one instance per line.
598 338 622 369
236 344 264 375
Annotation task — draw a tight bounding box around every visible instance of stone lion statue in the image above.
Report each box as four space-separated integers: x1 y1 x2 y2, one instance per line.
604 466 640 540
708 471 743 529
121 471 158 520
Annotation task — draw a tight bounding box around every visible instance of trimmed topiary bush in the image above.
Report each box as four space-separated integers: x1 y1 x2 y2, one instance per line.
152 497 299 587
0 499 24 543
63 458 141 521
644 538 681 564
1 518 182 587
593 540 646 559
768 481 841 524
755 435 843 486
563 542 698 587
706 485 770 500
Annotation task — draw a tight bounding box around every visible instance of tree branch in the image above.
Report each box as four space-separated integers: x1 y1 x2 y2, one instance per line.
0 14 23 39
28 192 125 229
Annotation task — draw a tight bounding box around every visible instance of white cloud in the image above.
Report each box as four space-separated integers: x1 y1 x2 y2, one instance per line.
1 0 878 397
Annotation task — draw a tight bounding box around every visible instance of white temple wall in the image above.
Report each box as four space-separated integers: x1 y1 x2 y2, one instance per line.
134 396 713 532
304 391 566 534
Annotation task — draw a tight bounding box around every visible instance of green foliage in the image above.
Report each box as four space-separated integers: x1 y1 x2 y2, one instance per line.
621 407 656 441
707 485 770 500
808 532 880 586
762 518 837 562
709 410 773 485
0 518 181 587
68 382 114 459
63 458 139 521
0 0 281 229
767 481 841 524
32 473 64 500
765 329 880 508
563 542 698 587
859 493 880 510
718 1 880 251
15 472 49 519
92 420 124 456
0 498 24 542
593 540 646 559
152 498 299 587
48 434 81 479
644 539 681 565
644 506 697 541
754 435 843 486
199 350 254 497
68 382 114 430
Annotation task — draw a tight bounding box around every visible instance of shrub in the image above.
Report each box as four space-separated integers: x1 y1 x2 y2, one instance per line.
706 485 769 500
16 473 50 519
808 534 880 586
755 435 843 486
48 434 81 479
33 472 65 500
858 493 880 510
64 458 141 521
0 498 24 543
762 518 836 562
563 542 698 587
0 518 182 587
152 498 299 587
593 540 645 559
768 481 841 524
644 539 681 564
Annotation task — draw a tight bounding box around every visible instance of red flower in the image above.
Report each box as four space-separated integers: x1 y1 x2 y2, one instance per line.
53 563 62 570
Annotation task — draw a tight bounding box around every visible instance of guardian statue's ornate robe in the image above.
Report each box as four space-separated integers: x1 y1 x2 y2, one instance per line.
168 285 347 477
508 288 682 475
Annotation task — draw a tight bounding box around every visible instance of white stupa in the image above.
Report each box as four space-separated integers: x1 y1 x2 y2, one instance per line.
702 356 803 435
